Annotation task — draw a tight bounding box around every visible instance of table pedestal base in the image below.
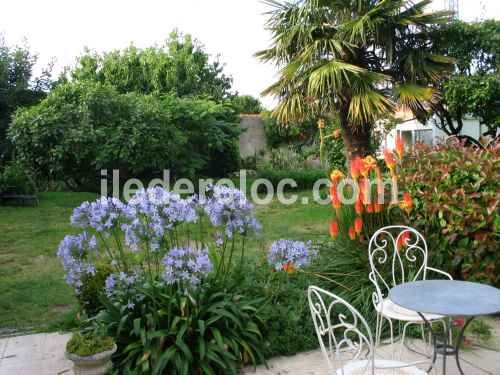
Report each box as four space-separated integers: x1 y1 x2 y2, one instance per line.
418 313 474 375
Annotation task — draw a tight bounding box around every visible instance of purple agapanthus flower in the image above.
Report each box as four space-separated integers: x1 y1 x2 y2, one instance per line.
267 239 313 272
57 232 97 293
71 197 130 233
162 247 212 288
122 187 198 251
202 185 260 237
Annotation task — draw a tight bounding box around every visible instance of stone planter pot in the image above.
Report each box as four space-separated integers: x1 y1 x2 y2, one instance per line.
65 344 116 375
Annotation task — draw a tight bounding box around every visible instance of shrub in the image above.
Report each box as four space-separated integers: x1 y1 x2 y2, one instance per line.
77 263 112 317
0 160 36 195
9 81 240 190
399 140 500 286
264 145 309 171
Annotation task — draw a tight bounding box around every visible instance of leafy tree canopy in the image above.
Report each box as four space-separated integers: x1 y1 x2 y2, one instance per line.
230 95 264 114
0 35 52 161
61 31 234 101
430 19 500 138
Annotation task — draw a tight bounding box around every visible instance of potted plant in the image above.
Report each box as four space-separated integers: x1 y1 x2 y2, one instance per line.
65 331 116 375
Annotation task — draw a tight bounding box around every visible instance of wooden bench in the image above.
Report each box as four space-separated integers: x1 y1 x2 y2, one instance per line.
0 187 39 206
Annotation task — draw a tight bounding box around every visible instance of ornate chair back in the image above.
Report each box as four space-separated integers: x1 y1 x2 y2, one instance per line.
308 286 375 375
368 226 429 306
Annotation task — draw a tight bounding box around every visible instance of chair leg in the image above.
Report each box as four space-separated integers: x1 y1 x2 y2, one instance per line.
387 318 395 360
398 322 411 360
375 312 382 347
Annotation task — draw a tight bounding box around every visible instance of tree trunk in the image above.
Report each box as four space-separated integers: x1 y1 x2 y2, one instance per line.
341 122 372 160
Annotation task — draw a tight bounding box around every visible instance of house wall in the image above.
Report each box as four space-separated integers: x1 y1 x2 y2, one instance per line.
381 115 484 153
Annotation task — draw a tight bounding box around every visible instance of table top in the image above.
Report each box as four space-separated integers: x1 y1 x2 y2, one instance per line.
389 280 500 317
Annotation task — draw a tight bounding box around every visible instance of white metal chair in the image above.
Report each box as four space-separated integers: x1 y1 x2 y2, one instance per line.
368 226 453 358
308 286 427 375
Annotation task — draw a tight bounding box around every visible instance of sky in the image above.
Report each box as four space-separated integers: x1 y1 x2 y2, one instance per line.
1 0 499 108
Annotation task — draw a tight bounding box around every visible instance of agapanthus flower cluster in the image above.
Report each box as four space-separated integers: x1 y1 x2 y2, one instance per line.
267 239 313 273
57 232 97 292
104 271 143 310
203 185 261 237
123 187 198 250
71 197 131 232
162 247 213 288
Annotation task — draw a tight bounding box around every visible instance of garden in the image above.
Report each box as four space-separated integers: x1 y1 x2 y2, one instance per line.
0 1 499 375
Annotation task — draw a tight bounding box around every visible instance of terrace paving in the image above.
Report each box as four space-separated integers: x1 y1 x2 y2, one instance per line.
0 318 499 375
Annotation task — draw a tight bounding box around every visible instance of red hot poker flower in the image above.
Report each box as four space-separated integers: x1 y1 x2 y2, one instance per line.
329 220 339 238
354 217 363 234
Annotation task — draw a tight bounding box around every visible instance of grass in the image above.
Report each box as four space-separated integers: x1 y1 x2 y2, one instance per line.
0 190 331 333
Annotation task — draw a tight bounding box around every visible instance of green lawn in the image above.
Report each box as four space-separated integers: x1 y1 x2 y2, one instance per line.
0 191 331 332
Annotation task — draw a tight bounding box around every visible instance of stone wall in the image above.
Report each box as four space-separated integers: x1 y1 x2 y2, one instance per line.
239 114 267 158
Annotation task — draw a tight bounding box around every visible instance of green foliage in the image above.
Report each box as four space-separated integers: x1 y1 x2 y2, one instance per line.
430 20 500 137
257 169 326 191
229 95 263 114
236 239 378 357
65 31 232 101
0 36 52 161
431 20 499 75
262 111 316 148
97 281 265 374
66 331 114 357
263 113 346 170
0 160 36 195
400 140 500 286
9 81 240 190
264 145 310 171
77 263 112 317
443 74 499 137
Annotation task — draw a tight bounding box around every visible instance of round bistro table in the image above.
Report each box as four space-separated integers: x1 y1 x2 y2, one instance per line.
389 280 500 375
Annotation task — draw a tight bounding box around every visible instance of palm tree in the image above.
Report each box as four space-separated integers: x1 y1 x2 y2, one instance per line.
257 0 454 159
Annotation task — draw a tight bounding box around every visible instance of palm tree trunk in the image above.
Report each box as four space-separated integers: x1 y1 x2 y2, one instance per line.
340 121 372 160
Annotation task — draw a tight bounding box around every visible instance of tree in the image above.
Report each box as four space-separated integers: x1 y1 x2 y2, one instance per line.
257 0 454 159
230 95 264 114
0 36 52 161
63 31 233 101
429 20 500 138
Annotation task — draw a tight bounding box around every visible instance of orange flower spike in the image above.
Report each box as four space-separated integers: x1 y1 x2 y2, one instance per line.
358 178 367 202
330 190 342 209
366 203 374 213
374 202 383 213
348 226 357 240
399 192 414 215
329 220 339 238
396 231 410 251
384 149 396 172
317 118 325 129
358 158 370 178
363 155 377 175
332 129 342 139
283 262 295 274
395 134 405 159
354 198 364 215
350 157 362 180
330 170 345 185
354 217 363 234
